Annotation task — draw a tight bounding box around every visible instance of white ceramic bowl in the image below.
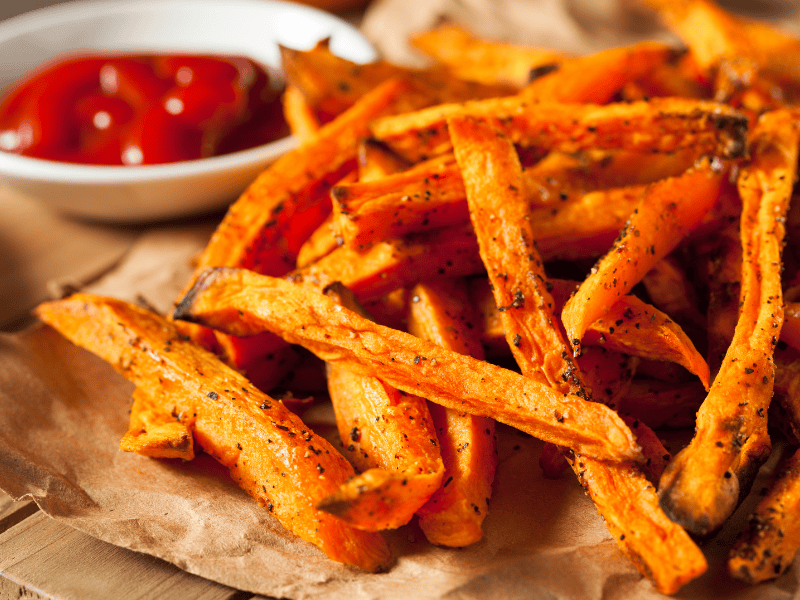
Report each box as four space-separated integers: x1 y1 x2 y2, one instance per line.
0 0 376 221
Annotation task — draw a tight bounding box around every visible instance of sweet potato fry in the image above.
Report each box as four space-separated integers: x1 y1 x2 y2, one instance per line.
321 364 444 530
729 447 800 583
581 295 710 390
331 154 464 248
370 96 748 163
773 348 800 441
120 386 195 460
520 41 678 104
410 24 565 88
445 115 705 593
643 0 800 86
35 294 392 572
576 346 637 408
565 444 707 595
174 268 642 463
449 114 587 396
562 158 727 352
704 221 742 376
474 276 708 383
658 109 800 537
181 79 430 382
407 279 497 547
314 283 444 531
288 223 484 302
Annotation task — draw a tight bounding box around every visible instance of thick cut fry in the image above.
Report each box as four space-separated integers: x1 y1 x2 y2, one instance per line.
370 97 748 163
174 268 642 464
35 294 391 572
449 114 587 397
729 447 800 583
407 279 497 547
120 386 195 460
562 159 726 352
581 295 710 390
321 364 444 530
410 24 565 87
659 109 800 537
288 223 484 302
521 42 678 104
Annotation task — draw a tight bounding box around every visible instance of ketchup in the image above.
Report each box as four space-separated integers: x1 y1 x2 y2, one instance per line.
0 53 289 165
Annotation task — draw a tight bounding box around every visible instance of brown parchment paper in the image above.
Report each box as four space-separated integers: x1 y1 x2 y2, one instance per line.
3 1 800 598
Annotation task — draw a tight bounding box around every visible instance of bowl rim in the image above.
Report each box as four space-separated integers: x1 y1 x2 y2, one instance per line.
0 0 374 183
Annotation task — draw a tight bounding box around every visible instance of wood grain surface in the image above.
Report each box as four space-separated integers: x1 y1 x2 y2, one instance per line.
0 491 278 600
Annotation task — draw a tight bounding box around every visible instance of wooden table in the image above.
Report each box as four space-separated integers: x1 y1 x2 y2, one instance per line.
0 491 271 600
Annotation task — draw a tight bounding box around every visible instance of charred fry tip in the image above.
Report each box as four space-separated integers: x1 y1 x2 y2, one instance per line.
316 496 352 518
173 267 229 323
658 466 740 537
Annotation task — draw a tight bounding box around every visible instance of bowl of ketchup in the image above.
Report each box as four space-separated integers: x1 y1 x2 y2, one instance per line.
0 0 375 221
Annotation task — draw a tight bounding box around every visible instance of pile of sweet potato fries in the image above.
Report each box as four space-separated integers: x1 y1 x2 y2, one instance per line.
34 0 800 594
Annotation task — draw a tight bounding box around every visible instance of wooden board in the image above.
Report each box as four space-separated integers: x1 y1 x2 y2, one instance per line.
0 492 275 600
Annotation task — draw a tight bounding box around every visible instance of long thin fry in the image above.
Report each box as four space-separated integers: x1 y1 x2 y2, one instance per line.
371 97 748 163
317 283 444 531
450 114 587 396
35 294 392 572
174 268 642 464
581 295 710 390
408 279 497 547
320 365 444 530
448 114 705 594
658 109 800 537
562 158 727 352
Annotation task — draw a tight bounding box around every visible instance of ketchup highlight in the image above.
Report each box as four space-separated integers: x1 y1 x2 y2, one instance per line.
0 53 290 165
